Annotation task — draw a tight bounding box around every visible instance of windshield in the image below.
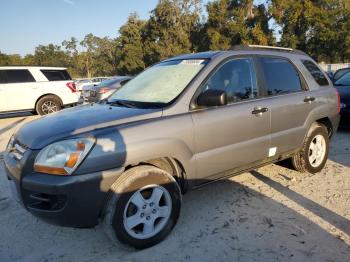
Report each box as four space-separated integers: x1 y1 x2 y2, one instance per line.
335 71 350 86
109 59 207 104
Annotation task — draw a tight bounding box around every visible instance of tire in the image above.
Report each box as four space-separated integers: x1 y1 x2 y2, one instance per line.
291 123 329 173
102 165 182 249
35 95 62 115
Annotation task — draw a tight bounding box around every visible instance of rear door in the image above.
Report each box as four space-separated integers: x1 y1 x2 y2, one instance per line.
192 57 271 180
257 56 317 155
1 69 37 112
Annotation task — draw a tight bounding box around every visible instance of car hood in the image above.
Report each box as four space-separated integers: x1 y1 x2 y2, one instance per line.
16 104 163 149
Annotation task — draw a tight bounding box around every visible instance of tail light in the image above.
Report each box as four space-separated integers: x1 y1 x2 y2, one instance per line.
99 87 111 94
66 82 76 93
336 90 341 113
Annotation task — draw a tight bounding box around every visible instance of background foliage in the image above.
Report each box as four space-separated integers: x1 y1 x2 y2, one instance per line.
1 0 349 77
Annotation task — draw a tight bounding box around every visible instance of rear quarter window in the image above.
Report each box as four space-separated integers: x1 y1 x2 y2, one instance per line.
302 60 329 86
41 70 72 81
0 69 35 84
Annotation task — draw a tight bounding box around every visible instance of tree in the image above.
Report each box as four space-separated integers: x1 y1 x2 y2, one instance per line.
116 13 146 75
205 0 274 51
93 37 118 76
0 51 23 66
79 33 99 78
143 0 201 65
271 0 350 62
32 44 70 66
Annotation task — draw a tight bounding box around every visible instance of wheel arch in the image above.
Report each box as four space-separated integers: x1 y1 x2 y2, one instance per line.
125 157 189 194
35 93 63 109
315 117 334 137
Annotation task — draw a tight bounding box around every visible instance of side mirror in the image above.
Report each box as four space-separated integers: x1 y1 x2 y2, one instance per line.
197 89 227 107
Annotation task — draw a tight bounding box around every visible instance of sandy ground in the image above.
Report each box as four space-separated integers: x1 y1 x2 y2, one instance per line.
0 114 350 262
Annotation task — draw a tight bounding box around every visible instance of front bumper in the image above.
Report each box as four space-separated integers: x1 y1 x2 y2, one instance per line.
4 151 124 228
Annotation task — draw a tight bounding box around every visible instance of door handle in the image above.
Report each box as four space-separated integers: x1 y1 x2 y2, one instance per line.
252 107 268 116
304 96 315 103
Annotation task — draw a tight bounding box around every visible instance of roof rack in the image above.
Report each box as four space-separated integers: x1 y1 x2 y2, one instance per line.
230 45 306 55
247 45 294 51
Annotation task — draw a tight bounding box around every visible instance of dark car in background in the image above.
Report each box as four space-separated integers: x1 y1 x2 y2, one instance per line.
79 76 132 103
333 68 350 83
333 71 350 127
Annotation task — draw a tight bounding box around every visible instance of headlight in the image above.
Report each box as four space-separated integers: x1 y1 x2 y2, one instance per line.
34 138 95 175
340 103 347 109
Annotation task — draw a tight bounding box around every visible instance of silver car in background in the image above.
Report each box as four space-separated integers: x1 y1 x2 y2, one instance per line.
79 76 133 103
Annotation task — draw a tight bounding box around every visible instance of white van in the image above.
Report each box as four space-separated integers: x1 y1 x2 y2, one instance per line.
0 66 79 115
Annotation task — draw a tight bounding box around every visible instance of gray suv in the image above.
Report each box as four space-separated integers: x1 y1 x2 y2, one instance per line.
3 46 340 249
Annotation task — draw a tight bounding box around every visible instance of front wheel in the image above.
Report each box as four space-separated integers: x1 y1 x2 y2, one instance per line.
102 166 181 249
291 123 329 173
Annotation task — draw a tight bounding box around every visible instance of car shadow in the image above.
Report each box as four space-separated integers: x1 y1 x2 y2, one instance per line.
0 112 33 119
1 162 350 261
250 170 350 236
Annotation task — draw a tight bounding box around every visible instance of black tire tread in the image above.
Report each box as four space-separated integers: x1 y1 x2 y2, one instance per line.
291 123 329 173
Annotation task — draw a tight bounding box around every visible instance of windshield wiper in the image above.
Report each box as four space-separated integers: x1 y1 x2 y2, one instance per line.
106 99 166 109
106 100 137 108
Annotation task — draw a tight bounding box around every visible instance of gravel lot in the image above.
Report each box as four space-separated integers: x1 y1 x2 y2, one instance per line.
0 114 349 262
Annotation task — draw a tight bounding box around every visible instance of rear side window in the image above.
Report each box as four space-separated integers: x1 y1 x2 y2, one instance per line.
302 60 329 86
260 57 302 96
0 69 35 84
41 70 72 81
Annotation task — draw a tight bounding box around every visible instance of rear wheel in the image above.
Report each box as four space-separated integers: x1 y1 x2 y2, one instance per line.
291 123 329 173
102 166 181 249
35 95 62 115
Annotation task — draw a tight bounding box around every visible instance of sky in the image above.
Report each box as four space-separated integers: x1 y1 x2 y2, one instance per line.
0 0 267 56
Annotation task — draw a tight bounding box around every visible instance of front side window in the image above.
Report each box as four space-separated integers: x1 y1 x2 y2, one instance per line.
110 59 207 104
0 69 35 84
41 70 71 81
302 60 329 86
200 58 257 103
261 58 302 95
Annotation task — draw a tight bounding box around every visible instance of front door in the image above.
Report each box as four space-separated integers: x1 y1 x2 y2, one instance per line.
191 57 271 181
